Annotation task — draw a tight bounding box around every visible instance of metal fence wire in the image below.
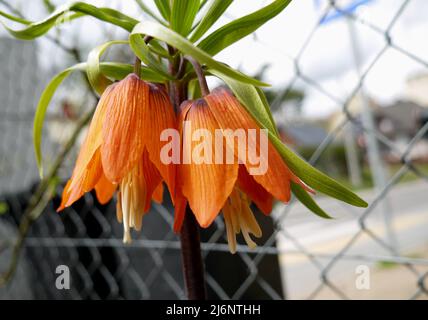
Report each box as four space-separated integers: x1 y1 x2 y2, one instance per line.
0 0 428 300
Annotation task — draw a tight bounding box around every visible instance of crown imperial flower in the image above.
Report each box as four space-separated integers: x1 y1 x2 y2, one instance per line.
174 88 311 253
58 74 176 243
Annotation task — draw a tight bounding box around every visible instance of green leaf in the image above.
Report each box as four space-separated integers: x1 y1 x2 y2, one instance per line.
291 183 332 219
0 2 137 40
211 70 367 208
33 63 86 177
87 40 128 96
148 39 171 58
135 0 165 24
171 0 200 36
255 86 279 136
188 78 202 100
154 0 171 21
190 0 233 42
198 0 292 56
0 10 31 25
100 62 133 80
43 0 56 13
131 21 269 87
129 34 174 80
100 62 166 83
97 7 139 25
270 133 368 207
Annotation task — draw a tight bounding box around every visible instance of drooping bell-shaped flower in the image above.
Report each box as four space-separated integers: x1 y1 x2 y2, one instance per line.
58 73 176 243
174 88 311 253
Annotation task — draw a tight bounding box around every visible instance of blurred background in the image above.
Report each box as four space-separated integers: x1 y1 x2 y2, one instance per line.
0 0 428 300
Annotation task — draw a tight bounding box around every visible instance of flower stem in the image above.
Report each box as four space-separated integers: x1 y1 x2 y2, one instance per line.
180 206 207 300
184 55 210 96
169 61 207 299
133 57 141 77
133 36 152 78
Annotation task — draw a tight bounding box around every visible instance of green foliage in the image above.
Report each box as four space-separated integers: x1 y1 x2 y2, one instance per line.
131 21 269 87
190 0 233 42
171 0 200 36
135 0 165 24
0 2 138 40
291 183 333 219
154 0 172 21
33 64 86 177
129 34 174 80
198 0 293 56
87 40 128 95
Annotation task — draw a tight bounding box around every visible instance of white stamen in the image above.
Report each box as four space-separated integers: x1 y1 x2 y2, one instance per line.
118 165 148 243
222 189 262 253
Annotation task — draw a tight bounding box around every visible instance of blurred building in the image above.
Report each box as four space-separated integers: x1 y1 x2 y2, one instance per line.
372 100 428 163
278 122 329 149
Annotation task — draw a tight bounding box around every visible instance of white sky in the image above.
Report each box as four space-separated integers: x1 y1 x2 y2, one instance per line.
2 0 428 118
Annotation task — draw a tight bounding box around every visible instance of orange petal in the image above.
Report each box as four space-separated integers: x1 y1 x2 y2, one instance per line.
173 194 187 233
152 182 164 203
237 165 273 215
57 179 73 212
144 84 177 202
94 173 117 205
71 83 116 186
179 98 238 228
142 148 163 212
206 88 294 203
101 74 149 183
58 148 103 211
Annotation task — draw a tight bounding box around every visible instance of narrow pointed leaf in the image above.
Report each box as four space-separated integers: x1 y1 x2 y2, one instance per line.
131 21 269 87
188 79 202 99
148 39 170 58
135 0 165 24
198 0 292 56
87 40 128 96
270 133 368 207
171 0 200 36
34 63 86 177
190 0 233 42
0 10 31 24
129 34 174 80
99 62 166 82
43 0 56 13
154 0 171 21
291 183 332 219
0 2 137 40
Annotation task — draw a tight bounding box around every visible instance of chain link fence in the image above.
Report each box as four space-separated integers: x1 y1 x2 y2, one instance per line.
0 0 428 300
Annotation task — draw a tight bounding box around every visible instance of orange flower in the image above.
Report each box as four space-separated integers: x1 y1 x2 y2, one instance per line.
174 88 311 253
58 74 176 243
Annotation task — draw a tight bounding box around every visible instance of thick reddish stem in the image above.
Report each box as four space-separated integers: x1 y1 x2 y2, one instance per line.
170 58 207 299
179 206 207 300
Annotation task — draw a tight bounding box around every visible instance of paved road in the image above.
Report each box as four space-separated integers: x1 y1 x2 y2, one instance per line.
275 180 428 299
